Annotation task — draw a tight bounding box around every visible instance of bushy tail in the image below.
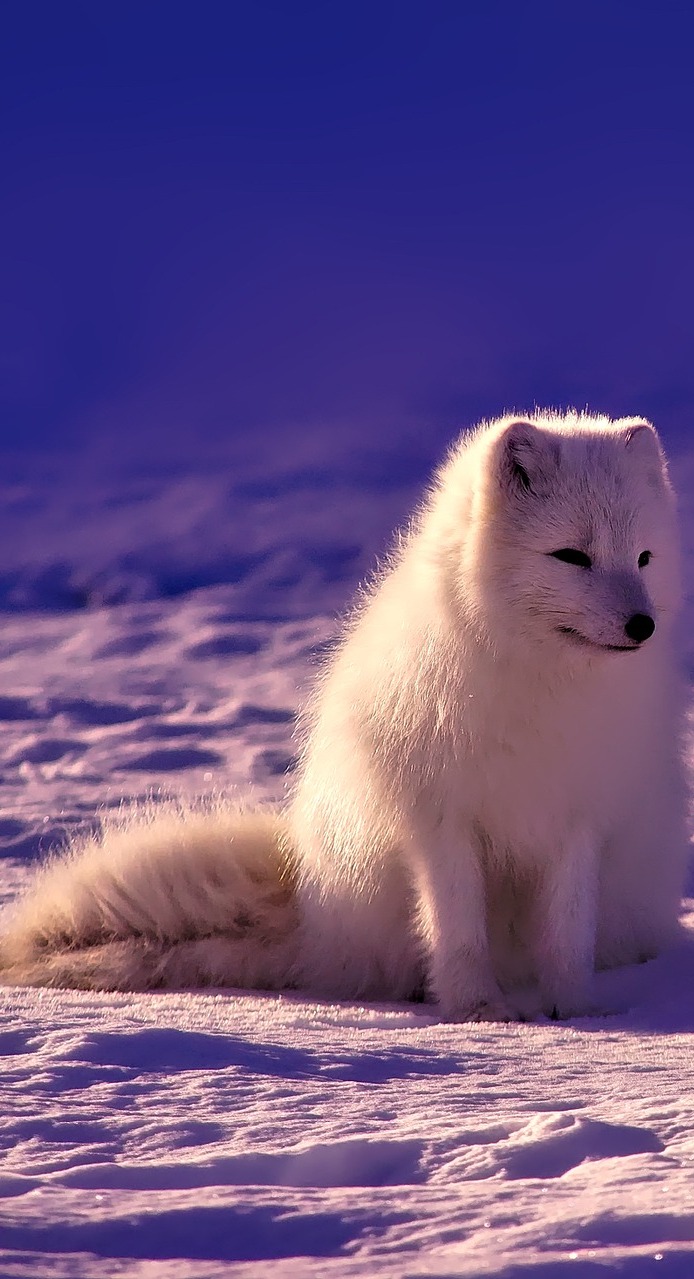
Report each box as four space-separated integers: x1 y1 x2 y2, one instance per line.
0 802 299 991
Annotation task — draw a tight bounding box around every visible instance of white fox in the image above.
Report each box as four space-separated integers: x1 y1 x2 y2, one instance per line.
0 412 688 1021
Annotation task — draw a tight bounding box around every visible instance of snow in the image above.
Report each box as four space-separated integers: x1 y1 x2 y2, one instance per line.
1 431 694 1276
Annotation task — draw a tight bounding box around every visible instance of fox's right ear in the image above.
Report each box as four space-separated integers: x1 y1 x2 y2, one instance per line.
497 419 558 497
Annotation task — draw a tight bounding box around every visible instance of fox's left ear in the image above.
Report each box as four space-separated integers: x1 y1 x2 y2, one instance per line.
621 420 668 483
623 420 661 453
497 418 560 497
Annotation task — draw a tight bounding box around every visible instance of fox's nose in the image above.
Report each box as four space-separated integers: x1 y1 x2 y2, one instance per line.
624 613 656 644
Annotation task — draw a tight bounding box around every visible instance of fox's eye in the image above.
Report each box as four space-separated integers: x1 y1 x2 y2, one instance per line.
638 550 651 568
549 548 592 569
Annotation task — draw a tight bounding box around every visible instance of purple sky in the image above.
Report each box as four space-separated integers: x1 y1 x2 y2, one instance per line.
3 2 694 461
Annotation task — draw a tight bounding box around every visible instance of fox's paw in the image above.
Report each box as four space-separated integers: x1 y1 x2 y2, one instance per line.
542 990 604 1021
439 993 526 1024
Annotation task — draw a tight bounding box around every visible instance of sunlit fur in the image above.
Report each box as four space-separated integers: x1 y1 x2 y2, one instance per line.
0 412 688 1020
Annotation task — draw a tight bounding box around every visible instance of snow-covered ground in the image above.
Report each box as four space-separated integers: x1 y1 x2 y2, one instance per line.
1 427 694 1276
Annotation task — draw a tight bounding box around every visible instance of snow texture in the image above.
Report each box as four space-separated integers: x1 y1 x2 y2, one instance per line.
1 431 694 1276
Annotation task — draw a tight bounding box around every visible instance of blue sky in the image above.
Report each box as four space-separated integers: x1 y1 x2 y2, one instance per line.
3 1 694 457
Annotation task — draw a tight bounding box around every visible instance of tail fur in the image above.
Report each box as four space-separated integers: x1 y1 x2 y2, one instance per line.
0 803 298 992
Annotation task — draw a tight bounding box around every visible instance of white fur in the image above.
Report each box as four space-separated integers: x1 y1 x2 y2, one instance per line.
0 804 298 992
1 412 688 1020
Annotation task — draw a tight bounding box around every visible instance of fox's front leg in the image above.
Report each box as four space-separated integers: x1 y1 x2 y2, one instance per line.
409 812 523 1023
532 829 599 1019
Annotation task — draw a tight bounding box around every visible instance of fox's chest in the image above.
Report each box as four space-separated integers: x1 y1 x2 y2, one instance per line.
449 679 652 844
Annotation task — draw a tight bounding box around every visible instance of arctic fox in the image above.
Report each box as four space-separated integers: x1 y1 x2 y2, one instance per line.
0 412 688 1021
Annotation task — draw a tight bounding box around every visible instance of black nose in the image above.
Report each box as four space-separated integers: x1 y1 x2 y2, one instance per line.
624 613 656 644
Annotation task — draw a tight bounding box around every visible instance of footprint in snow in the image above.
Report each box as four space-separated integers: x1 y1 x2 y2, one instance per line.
10 737 88 765
57 1137 425 1189
95 631 169 659
187 633 264 659
500 1113 663 1180
116 747 223 772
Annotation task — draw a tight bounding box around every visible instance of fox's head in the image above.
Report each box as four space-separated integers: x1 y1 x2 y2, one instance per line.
461 413 680 658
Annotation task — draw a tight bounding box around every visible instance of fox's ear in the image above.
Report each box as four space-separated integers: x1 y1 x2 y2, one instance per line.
622 421 663 459
497 419 559 496
621 420 668 483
